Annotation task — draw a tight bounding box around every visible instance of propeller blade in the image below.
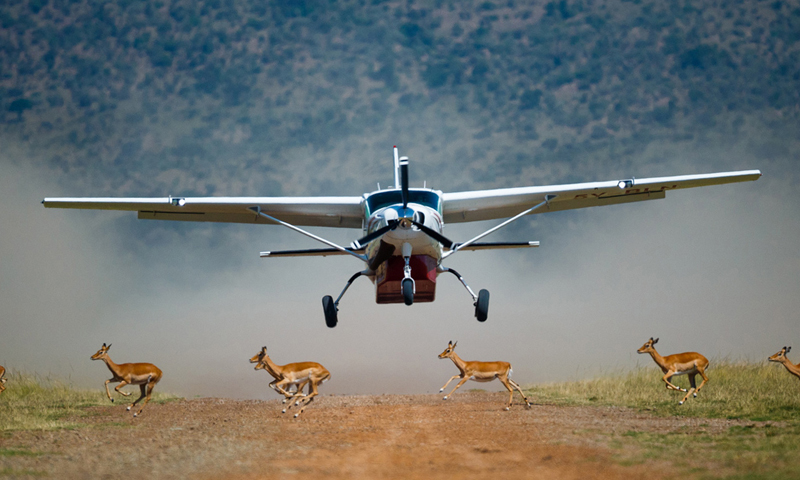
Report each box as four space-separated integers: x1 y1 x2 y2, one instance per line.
411 221 454 250
399 156 409 209
351 220 399 249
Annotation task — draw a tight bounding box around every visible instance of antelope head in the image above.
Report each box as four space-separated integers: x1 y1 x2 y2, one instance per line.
637 337 659 354
768 346 791 363
252 346 269 370
91 343 111 361
249 346 267 364
438 340 457 359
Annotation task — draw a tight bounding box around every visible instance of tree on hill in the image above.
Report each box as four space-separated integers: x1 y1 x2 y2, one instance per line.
8 98 33 122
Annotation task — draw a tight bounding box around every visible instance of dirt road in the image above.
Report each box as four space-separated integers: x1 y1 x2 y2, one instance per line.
1 392 750 479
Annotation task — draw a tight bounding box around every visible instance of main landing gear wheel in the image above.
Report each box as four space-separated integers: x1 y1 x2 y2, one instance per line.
402 278 414 306
475 289 489 322
322 295 338 328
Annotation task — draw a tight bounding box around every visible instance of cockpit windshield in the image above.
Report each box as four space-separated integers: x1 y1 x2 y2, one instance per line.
365 189 441 216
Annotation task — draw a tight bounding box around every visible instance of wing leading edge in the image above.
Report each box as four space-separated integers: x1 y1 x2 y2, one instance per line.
41 196 364 228
42 170 760 228
442 170 761 223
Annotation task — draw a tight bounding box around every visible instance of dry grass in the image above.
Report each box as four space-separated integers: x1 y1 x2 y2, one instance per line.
0 372 180 432
526 360 800 479
527 360 800 421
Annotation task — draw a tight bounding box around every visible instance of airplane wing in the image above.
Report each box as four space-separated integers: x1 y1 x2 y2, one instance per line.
41 196 365 228
442 170 761 223
260 241 540 257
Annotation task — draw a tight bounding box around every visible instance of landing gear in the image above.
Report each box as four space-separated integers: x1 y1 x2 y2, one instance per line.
401 242 414 306
402 278 414 306
475 289 489 322
322 270 370 328
440 267 490 322
322 295 337 328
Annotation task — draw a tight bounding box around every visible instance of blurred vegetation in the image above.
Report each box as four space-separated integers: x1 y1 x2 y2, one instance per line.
0 371 181 431
527 360 800 479
0 0 797 196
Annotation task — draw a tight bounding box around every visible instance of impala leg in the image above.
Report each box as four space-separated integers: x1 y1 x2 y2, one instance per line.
440 375 462 397
679 375 698 405
128 384 147 412
114 380 133 397
270 380 297 403
274 379 296 413
134 381 157 417
508 379 532 408
662 372 687 393
498 376 515 411
445 377 470 400
290 381 310 406
695 367 709 395
294 379 322 418
103 379 116 402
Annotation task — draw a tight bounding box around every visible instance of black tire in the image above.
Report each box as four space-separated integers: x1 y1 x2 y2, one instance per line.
322 295 338 328
475 289 489 322
402 278 414 306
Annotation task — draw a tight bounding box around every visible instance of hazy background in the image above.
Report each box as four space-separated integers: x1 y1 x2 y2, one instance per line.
1 0 798 399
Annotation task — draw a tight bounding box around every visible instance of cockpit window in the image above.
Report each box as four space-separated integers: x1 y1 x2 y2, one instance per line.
365 189 441 216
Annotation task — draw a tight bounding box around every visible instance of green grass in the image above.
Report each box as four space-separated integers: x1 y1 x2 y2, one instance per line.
528 360 800 421
526 361 800 479
0 372 181 432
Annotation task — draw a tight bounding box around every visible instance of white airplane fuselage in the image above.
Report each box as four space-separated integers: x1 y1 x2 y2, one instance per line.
361 191 445 303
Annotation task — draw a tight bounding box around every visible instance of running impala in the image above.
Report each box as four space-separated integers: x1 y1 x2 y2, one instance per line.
251 346 330 418
0 365 6 394
249 348 308 404
437 340 531 411
90 343 163 417
637 337 709 404
768 346 800 381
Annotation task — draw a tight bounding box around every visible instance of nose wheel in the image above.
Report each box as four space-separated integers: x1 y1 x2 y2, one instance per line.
402 278 414 306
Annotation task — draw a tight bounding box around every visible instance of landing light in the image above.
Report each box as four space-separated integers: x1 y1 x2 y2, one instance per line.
618 179 634 189
171 197 186 206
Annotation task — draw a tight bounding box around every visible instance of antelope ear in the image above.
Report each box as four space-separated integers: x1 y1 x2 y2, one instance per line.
453 341 458 348
653 338 659 344
788 346 792 353
107 343 112 349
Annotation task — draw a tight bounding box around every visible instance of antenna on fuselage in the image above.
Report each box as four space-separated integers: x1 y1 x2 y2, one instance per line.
393 146 400 190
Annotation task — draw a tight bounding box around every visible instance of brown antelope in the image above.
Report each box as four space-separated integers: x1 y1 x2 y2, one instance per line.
437 340 531 411
90 343 163 417
251 346 330 418
768 346 800 381
249 348 308 404
0 365 6 394
637 337 709 404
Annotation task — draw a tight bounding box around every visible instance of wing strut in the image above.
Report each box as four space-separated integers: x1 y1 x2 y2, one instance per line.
441 195 554 260
248 206 367 262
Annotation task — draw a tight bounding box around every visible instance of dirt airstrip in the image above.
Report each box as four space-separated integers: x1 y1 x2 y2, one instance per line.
1 391 757 479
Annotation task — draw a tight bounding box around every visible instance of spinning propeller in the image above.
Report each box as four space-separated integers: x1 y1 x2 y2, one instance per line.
350 157 454 250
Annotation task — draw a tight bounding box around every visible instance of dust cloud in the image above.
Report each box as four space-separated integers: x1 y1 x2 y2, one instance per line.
1 138 797 400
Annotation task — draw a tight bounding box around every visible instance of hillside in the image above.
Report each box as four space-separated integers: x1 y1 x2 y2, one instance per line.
1 0 797 197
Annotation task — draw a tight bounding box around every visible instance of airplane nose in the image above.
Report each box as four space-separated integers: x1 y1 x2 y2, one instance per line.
384 209 398 222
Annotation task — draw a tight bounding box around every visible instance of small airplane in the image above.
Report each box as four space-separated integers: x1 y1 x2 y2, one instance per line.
43 147 761 328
